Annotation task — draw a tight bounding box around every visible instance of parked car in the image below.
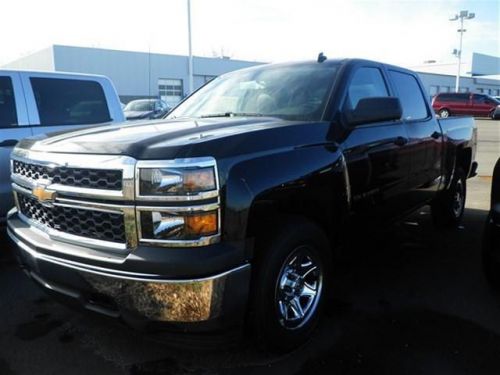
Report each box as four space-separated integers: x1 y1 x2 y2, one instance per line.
0 70 124 222
483 158 500 289
7 58 477 351
432 92 500 119
123 99 170 120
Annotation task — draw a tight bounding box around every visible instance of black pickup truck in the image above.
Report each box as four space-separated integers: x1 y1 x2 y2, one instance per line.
7 58 477 351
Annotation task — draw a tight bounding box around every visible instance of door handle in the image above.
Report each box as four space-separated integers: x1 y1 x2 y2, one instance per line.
0 139 18 147
394 136 408 147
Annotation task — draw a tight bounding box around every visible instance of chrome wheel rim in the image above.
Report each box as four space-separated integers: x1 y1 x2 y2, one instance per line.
440 110 449 118
452 180 465 218
275 245 323 330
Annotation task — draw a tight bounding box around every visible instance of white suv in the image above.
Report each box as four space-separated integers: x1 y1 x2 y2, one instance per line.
0 70 125 221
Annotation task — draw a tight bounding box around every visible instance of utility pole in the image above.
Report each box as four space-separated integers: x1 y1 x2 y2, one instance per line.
450 10 475 92
187 0 194 95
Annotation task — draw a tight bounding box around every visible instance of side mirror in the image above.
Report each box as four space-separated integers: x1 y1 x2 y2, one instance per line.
346 97 402 126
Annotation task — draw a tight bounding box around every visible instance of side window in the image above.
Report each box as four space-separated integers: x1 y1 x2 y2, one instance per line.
457 94 470 103
472 95 486 104
346 67 389 109
0 77 18 127
30 78 110 126
389 71 429 121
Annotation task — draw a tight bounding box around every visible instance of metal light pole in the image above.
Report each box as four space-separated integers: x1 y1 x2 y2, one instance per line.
450 10 475 92
187 0 194 95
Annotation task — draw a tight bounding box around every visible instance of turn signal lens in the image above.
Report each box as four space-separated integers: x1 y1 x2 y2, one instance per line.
185 212 218 236
140 210 219 241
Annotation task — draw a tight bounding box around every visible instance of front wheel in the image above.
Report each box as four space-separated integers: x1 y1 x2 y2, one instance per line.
249 217 331 352
431 168 466 228
439 108 450 118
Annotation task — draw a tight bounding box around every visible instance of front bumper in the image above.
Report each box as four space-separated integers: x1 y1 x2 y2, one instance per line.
7 210 251 332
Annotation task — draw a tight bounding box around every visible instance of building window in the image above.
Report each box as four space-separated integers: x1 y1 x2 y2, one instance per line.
459 87 469 93
477 88 484 93
439 86 450 93
158 79 183 106
429 85 439 98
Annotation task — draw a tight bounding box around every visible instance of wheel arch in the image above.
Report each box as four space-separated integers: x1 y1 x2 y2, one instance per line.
222 144 351 259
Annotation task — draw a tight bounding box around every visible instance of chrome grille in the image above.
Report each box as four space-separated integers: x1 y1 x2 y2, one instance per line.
18 193 126 243
13 160 122 190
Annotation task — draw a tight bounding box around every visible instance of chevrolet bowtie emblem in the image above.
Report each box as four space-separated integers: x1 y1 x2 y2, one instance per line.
32 179 56 204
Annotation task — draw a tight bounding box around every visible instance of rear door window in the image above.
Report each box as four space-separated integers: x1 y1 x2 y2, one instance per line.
454 94 469 103
0 77 18 127
389 71 429 121
438 94 453 102
472 95 488 104
346 67 389 109
438 93 468 103
30 78 110 126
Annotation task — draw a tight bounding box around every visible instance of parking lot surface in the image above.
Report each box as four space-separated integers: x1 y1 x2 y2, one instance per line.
476 118 500 176
0 119 498 375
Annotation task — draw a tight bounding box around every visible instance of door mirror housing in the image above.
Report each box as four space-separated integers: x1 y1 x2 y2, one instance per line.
346 97 402 126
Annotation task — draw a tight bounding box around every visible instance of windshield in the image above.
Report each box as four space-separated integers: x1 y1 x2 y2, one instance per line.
167 63 339 121
124 100 155 112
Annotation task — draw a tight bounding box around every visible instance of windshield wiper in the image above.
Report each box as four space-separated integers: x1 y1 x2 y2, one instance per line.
199 112 266 118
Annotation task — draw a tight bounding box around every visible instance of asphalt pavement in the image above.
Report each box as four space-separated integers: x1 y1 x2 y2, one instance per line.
0 119 498 375
476 118 500 176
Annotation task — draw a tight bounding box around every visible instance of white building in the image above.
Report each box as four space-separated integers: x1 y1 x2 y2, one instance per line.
3 46 499 105
2 45 263 106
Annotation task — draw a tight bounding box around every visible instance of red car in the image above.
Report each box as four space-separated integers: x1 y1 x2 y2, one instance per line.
432 93 500 119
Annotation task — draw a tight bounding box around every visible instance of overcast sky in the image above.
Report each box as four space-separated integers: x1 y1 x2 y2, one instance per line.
1 0 498 67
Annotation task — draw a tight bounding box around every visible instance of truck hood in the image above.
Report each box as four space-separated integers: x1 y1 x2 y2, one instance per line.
17 117 330 160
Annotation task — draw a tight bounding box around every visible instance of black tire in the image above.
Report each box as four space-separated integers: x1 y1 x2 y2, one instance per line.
482 215 500 291
439 108 450 118
249 216 331 352
431 168 466 228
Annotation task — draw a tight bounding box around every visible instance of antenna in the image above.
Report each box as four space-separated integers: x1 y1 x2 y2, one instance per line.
317 52 327 63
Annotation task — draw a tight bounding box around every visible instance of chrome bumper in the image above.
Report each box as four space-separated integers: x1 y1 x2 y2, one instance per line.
7 216 250 323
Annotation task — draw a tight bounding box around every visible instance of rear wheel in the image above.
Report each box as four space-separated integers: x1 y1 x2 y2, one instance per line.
249 217 331 352
431 168 466 228
439 108 450 118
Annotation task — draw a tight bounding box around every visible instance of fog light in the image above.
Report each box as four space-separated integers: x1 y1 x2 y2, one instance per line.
140 210 218 241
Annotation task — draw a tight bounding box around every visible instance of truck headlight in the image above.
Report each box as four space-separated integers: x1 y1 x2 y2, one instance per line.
139 210 218 241
135 158 221 247
139 167 216 196
136 158 219 201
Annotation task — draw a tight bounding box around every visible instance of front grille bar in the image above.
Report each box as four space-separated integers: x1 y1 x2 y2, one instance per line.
12 184 137 253
10 149 136 201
